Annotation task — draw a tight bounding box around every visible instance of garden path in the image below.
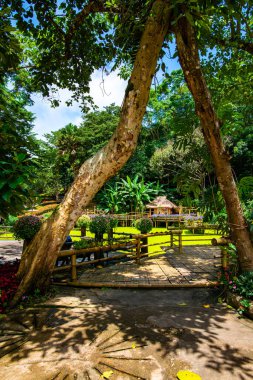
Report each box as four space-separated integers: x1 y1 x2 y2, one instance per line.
1 287 253 379
77 246 221 287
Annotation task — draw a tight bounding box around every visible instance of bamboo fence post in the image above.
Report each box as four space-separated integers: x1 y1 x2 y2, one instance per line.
170 232 174 247
178 231 182 253
136 237 141 265
71 254 77 281
221 247 229 269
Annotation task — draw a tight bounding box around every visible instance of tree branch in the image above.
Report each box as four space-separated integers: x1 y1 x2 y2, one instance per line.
216 37 253 55
64 0 124 58
46 14 66 38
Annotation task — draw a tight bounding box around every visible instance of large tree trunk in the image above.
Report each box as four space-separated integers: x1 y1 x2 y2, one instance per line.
174 16 253 271
12 0 172 305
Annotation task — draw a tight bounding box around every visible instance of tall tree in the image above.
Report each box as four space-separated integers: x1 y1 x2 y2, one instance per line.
0 7 38 216
174 8 253 271
4 0 252 303
12 0 173 303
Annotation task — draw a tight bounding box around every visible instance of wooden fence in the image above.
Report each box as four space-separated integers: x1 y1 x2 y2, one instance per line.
54 227 220 279
53 231 183 282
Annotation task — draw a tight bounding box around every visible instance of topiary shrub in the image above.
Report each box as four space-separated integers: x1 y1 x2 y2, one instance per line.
76 214 91 228
89 215 108 243
105 215 118 243
134 218 153 234
106 215 118 229
89 215 119 246
13 215 42 240
134 218 153 254
76 214 91 236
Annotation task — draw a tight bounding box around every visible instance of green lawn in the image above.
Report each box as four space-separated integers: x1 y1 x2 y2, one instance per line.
1 227 220 255
70 226 221 254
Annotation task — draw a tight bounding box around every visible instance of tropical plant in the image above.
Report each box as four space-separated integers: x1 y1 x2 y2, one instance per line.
98 183 123 213
3 215 18 226
232 272 253 300
13 216 42 240
98 175 163 213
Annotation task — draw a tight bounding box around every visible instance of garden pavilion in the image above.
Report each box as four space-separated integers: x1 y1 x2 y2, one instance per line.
146 196 179 216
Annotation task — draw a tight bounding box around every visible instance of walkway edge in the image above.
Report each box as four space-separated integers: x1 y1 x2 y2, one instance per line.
53 281 218 288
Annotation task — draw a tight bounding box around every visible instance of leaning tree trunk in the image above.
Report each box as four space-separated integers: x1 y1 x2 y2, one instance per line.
12 0 172 305
174 16 253 271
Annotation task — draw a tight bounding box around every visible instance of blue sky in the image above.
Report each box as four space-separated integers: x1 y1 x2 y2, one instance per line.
30 54 180 140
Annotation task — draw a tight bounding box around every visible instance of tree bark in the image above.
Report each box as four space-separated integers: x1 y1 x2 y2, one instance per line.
174 16 253 271
12 0 172 305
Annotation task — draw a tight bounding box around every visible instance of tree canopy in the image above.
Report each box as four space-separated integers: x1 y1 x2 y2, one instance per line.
1 0 253 301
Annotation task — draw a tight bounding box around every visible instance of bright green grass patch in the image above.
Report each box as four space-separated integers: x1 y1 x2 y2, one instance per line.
2 227 221 255
70 226 221 254
0 232 13 240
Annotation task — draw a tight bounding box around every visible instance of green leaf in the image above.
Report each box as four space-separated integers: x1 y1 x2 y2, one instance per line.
0 180 7 190
9 177 24 189
2 192 11 202
16 153 26 162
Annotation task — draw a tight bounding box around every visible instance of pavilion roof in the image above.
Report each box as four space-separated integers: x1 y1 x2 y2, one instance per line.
146 196 178 209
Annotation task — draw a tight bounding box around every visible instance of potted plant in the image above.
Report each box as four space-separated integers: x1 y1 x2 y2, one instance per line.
13 215 42 252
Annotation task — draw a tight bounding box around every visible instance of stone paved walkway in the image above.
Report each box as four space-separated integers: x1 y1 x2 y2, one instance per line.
0 240 221 287
77 246 221 287
0 240 22 263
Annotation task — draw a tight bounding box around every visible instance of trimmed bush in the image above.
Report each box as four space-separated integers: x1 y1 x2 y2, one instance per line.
13 215 42 240
89 216 108 235
76 214 91 228
134 218 153 234
73 239 95 250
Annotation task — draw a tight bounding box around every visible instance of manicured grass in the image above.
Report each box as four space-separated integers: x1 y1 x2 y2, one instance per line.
0 232 13 240
1 227 221 255
70 226 221 254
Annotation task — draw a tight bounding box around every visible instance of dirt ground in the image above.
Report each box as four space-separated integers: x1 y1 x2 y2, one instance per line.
1 286 253 380
0 240 253 379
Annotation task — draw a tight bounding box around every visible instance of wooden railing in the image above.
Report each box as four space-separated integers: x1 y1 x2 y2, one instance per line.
53 231 182 283
52 226 221 284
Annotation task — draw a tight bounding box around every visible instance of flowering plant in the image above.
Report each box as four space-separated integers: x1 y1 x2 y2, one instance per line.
135 218 153 234
13 215 42 240
0 260 20 313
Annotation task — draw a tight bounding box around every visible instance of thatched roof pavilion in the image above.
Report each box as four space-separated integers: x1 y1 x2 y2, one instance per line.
146 196 179 216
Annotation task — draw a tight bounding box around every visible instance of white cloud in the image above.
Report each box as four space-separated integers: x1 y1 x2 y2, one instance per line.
29 70 127 140
89 70 126 108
